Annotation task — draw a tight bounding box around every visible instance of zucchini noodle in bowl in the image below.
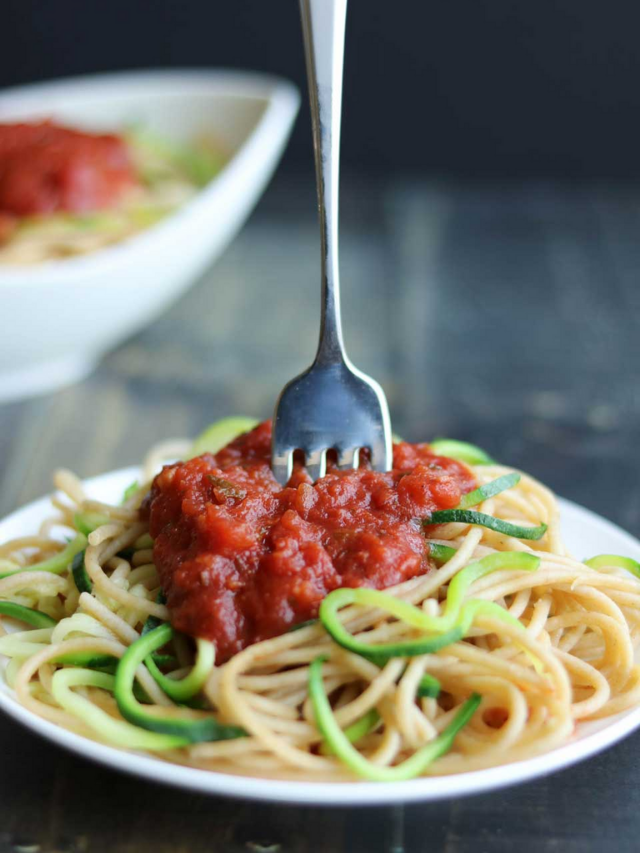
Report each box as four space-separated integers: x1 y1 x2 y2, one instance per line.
1 417 640 784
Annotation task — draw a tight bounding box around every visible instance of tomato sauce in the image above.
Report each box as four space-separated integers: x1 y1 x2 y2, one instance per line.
146 421 476 661
0 121 137 218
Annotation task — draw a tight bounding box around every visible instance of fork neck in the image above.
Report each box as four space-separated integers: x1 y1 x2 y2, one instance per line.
300 0 348 367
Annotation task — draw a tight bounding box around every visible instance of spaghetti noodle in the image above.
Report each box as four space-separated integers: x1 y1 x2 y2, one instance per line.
1 419 639 783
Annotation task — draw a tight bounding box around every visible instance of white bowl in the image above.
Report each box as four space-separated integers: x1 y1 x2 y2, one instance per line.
0 69 300 402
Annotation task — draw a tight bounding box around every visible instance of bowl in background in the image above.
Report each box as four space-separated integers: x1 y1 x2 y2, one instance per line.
0 69 299 402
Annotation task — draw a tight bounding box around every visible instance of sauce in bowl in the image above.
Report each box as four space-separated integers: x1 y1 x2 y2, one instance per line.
0 119 222 263
0 121 136 217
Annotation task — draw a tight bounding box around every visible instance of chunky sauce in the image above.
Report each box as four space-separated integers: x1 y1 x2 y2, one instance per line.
147 422 476 661
0 121 137 217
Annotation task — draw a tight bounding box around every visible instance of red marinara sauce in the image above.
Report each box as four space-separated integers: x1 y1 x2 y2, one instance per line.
0 121 137 218
146 422 476 662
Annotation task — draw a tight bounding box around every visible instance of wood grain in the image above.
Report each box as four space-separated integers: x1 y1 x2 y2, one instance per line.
1 175 639 852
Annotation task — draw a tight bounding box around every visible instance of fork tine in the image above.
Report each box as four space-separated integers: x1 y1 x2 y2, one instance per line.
305 448 328 483
369 438 391 473
272 448 295 485
337 447 359 470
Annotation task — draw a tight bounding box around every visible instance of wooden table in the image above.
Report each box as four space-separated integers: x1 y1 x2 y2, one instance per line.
1 175 639 852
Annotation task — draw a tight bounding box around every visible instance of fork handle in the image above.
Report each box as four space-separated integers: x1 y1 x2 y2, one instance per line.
300 0 348 366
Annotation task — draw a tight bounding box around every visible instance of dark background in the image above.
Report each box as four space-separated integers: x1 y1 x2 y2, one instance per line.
3 0 640 180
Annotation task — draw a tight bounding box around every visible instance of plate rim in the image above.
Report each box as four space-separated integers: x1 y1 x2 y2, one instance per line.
1 466 639 806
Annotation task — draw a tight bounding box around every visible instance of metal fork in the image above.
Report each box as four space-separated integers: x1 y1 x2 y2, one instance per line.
271 0 393 485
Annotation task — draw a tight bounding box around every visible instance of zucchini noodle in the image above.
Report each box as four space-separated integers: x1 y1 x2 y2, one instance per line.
1 430 640 784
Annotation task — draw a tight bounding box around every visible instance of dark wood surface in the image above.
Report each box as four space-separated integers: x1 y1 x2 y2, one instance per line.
1 175 639 852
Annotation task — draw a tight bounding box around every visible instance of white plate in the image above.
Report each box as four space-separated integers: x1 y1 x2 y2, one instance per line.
1 467 639 805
